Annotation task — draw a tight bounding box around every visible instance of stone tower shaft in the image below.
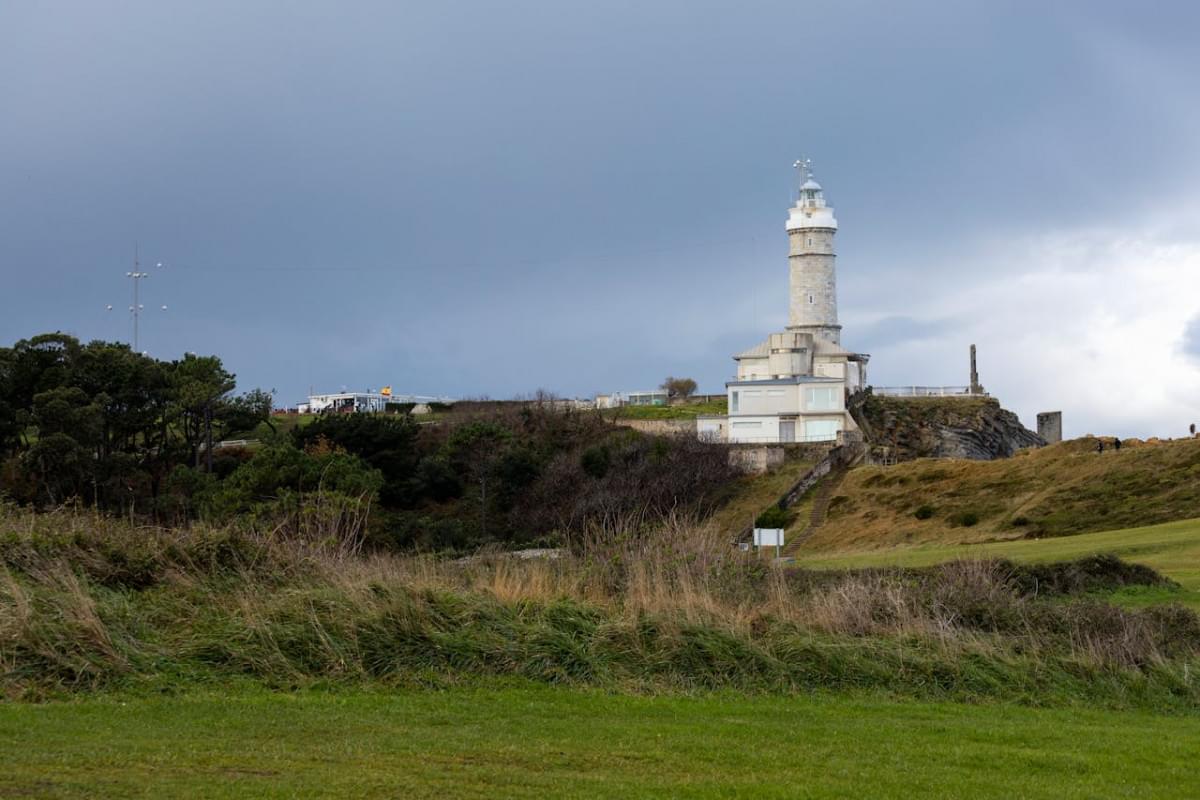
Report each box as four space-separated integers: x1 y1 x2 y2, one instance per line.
786 176 840 345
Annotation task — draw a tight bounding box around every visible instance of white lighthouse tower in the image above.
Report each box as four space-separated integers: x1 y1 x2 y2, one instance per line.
787 159 841 345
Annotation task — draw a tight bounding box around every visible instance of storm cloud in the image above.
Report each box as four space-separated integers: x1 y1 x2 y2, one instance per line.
3 0 1200 438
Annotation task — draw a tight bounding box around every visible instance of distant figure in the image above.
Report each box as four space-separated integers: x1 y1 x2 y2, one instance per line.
1097 439 1104 453
1191 423 1196 437
1114 437 1122 451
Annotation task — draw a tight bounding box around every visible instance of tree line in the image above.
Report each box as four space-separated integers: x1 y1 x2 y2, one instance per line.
0 333 270 512
1 333 737 551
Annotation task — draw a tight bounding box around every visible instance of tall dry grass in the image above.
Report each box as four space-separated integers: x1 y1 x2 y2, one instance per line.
1 500 1198 703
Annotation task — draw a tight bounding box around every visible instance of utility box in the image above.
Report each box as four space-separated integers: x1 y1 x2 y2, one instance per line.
1037 411 1063 444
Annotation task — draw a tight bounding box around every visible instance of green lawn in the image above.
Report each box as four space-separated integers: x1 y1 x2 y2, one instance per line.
605 399 728 420
1 686 1197 799
797 517 1200 609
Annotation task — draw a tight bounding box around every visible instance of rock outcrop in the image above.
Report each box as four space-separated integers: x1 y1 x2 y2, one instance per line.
850 391 1043 461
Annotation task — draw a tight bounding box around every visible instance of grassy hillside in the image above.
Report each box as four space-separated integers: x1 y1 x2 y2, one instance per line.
799 516 1200 610
808 436 1200 551
3 505 1199 709
3 687 1198 799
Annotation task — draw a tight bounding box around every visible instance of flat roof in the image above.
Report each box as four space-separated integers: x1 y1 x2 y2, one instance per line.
726 376 843 387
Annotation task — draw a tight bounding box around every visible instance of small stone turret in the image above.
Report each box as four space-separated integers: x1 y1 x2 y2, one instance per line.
786 163 840 345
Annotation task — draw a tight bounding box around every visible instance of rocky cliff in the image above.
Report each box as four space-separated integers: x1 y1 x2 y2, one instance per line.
850 392 1044 461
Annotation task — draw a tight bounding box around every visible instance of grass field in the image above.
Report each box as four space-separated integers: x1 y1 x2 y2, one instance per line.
2 686 1197 799
604 399 728 420
797 516 1200 609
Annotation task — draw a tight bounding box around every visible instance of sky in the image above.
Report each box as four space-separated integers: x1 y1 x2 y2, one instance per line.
3 0 1199 438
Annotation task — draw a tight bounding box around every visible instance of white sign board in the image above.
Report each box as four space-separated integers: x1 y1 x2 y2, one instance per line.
753 528 784 547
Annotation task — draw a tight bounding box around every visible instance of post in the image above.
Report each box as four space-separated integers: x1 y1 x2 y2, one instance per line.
969 345 983 395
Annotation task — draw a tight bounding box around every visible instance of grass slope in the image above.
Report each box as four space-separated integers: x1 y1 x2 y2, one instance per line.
798 516 1200 610
810 436 1200 550
707 454 815 535
2 687 1197 799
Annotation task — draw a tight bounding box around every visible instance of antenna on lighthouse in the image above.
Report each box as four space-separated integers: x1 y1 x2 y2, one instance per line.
792 158 813 198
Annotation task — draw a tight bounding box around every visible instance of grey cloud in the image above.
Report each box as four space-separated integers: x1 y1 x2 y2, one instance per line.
3 0 1200 416
1183 315 1200 361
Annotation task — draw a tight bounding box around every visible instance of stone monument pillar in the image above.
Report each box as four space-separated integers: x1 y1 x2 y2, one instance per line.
1037 411 1063 444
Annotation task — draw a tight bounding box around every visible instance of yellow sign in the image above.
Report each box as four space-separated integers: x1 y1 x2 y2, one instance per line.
381 386 392 397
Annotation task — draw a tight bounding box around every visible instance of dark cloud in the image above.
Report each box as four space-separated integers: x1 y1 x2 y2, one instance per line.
2 1 1200 406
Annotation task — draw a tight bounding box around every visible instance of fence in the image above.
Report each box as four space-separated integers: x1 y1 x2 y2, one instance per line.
872 386 986 398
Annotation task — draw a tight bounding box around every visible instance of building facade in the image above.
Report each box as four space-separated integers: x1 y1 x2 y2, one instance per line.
699 165 868 444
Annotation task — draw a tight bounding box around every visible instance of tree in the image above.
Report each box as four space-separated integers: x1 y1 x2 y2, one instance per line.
660 376 698 400
444 421 513 541
167 353 236 469
294 413 420 507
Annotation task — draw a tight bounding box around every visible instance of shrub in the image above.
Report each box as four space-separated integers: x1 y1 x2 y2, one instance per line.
755 505 790 529
580 445 611 479
1011 515 1030 527
951 510 980 527
913 504 935 520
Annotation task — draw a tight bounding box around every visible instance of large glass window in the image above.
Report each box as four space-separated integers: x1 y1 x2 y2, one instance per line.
806 387 839 410
730 391 738 413
805 420 839 441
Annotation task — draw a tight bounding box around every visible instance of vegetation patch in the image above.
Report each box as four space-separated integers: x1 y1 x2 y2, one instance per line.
1 506 1199 711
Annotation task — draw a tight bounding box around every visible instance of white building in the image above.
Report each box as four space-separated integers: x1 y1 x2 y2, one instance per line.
699 164 868 444
298 390 454 414
595 390 669 409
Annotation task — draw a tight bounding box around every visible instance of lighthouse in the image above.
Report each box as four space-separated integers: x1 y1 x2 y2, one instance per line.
787 160 841 345
695 160 868 445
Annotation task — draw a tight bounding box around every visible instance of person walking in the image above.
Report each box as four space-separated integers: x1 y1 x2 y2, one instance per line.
1097 438 1104 453
1114 437 1122 451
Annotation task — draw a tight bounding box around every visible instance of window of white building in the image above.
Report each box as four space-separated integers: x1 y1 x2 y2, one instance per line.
805 420 839 441
732 421 762 429
730 391 738 413
806 387 839 410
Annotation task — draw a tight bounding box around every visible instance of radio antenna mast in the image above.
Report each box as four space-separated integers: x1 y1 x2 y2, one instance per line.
126 244 151 352
110 244 166 353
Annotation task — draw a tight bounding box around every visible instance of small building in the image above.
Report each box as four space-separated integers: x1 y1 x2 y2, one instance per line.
298 390 455 415
596 390 669 408
301 392 390 414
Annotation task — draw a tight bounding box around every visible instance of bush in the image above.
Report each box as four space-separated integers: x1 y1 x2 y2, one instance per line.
755 505 790 529
914 504 935 520
951 510 980 527
1011 515 1030 527
580 445 611 479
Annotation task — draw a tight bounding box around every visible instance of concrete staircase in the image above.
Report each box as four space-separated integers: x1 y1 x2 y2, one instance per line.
780 466 849 558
